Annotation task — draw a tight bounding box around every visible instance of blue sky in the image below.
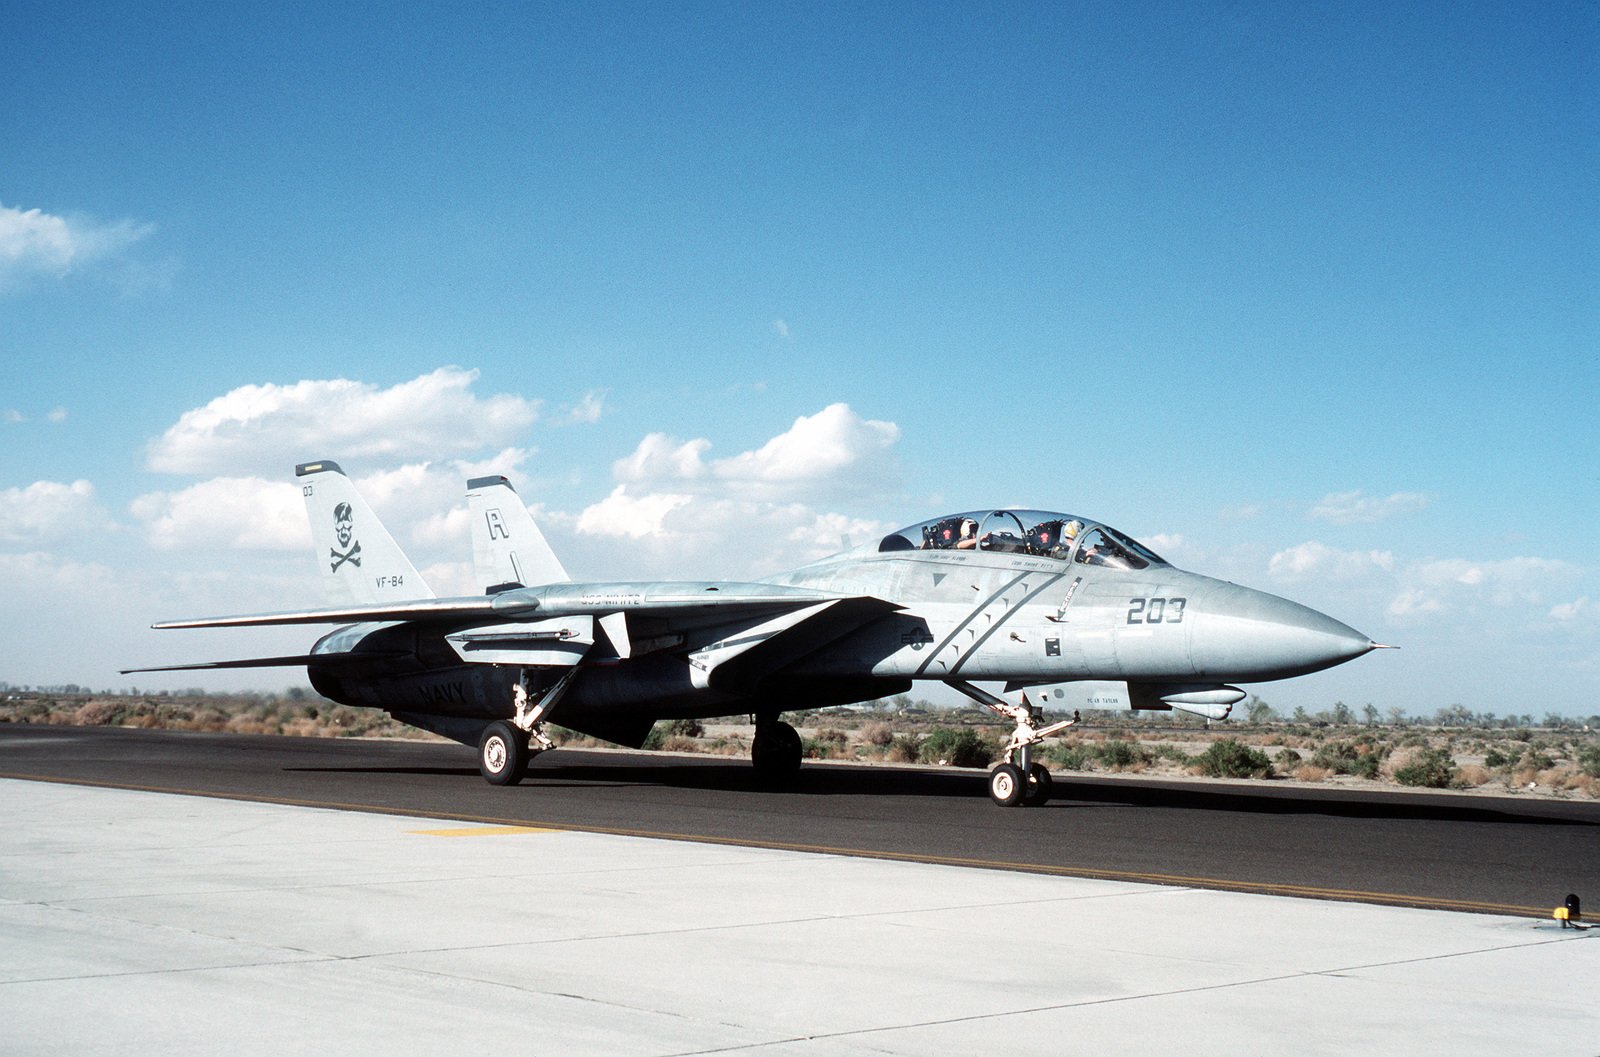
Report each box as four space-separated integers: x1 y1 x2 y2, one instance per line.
3 2 1596 715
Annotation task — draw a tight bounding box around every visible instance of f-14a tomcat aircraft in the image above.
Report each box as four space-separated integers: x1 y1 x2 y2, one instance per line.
128 461 1386 806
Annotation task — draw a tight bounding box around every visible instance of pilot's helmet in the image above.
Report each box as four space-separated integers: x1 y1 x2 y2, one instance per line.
960 518 977 538
1063 520 1082 540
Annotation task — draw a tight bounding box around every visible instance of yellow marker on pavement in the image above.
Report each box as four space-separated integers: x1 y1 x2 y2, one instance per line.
409 825 558 837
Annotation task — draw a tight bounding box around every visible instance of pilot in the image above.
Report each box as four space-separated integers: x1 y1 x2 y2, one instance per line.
954 518 979 549
1050 519 1082 559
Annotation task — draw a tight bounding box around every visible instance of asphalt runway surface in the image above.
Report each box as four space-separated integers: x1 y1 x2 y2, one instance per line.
4 723 1597 917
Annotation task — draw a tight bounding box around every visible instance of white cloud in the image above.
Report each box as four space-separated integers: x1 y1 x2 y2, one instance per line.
784 510 885 553
452 447 535 482
612 404 899 502
1268 541 1575 623
46 407 67 423
773 319 791 339
1402 556 1573 610
412 506 474 548
4 409 25 424
615 434 712 483
565 390 605 424
711 404 899 497
0 202 154 287
1309 490 1430 525
0 480 102 544
576 486 693 539
1549 597 1589 622
1141 533 1187 558
1268 541 1397 580
571 405 902 578
131 477 308 551
1386 588 1442 618
146 367 539 476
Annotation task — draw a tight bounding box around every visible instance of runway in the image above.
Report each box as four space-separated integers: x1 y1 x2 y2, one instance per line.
2 724 1597 916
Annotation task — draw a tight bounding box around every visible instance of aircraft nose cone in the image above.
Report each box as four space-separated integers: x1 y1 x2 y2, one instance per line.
1191 582 1376 680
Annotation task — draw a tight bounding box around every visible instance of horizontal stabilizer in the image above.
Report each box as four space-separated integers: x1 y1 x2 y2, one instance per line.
152 596 500 629
119 651 409 674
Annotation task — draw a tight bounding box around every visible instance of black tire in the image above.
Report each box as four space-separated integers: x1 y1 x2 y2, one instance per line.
1023 763 1053 807
751 719 803 782
988 763 1026 807
478 720 528 786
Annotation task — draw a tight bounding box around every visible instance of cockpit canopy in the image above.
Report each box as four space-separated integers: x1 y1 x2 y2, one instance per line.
877 509 1167 571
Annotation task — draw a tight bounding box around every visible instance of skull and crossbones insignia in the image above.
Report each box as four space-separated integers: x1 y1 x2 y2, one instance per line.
330 502 362 572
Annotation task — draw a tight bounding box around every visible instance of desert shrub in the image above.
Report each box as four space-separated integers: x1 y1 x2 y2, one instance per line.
1454 763 1491 788
1274 748 1303 774
885 735 921 763
1048 742 1093 770
641 724 666 751
918 726 995 767
1293 764 1333 782
1351 751 1383 779
1394 747 1456 788
803 736 844 759
1483 747 1513 769
1311 739 1386 779
664 717 704 738
74 700 132 726
1153 743 1192 765
1578 745 1600 779
863 722 894 747
661 735 700 753
1193 739 1272 779
1520 748 1556 771
1097 739 1152 770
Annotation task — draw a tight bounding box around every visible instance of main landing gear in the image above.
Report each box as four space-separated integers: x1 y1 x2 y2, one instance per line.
478 669 576 786
478 720 531 786
751 717 803 783
948 680 1078 807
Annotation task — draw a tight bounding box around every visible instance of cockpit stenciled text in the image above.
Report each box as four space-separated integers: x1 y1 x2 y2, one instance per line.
577 593 644 607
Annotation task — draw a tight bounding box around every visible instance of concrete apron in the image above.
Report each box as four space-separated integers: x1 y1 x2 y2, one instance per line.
0 778 1595 1056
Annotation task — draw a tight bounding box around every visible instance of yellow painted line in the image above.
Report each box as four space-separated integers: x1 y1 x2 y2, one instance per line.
0 770 1556 919
409 825 557 837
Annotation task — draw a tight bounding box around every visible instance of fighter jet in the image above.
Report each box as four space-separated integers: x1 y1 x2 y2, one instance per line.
128 461 1386 806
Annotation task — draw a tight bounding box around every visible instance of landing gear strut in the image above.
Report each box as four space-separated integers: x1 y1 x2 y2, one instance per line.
479 668 577 787
949 679 1078 807
751 717 803 782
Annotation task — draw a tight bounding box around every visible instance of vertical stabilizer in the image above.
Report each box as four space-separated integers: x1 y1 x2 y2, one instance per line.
466 475 570 593
296 460 435 605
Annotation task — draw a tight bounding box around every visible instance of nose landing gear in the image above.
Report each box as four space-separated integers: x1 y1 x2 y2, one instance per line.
949 679 1078 807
